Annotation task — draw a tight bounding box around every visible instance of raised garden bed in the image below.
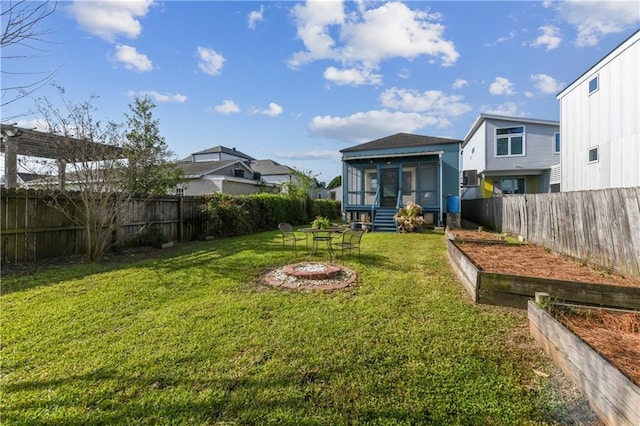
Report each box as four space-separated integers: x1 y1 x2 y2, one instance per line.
528 297 640 425
446 230 640 310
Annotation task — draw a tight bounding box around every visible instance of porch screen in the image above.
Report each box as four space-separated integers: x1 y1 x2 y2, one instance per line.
419 164 437 207
347 166 362 205
364 168 377 205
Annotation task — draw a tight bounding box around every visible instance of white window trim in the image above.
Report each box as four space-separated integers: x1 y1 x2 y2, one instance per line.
494 125 526 158
588 146 599 164
553 132 560 154
588 74 599 95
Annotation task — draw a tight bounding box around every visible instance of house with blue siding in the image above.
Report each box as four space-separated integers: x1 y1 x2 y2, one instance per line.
340 133 461 231
461 114 560 199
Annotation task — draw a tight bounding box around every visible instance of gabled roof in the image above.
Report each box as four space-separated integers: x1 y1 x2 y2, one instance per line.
462 113 559 147
190 146 255 160
340 133 461 153
176 159 249 178
249 159 293 176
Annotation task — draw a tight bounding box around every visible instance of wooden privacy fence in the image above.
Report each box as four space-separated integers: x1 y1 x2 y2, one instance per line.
1 189 208 264
462 187 640 279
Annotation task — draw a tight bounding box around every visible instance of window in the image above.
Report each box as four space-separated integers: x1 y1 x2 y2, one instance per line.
347 166 362 205
554 132 560 154
500 178 525 194
495 126 525 157
364 168 377 205
419 164 437 206
588 75 599 94
588 147 599 163
402 165 417 205
175 185 185 196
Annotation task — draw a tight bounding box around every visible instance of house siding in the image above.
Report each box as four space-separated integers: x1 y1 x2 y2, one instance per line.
558 30 639 191
462 122 486 174
484 120 559 171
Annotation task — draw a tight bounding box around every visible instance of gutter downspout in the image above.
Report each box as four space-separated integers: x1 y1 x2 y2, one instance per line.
439 153 443 226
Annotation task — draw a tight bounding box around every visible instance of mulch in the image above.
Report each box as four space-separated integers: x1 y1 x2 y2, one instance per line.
552 308 640 386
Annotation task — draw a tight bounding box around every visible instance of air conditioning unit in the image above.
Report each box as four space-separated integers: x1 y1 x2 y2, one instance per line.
463 169 478 186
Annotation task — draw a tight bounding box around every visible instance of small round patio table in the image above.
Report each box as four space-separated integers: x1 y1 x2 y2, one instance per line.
298 227 346 257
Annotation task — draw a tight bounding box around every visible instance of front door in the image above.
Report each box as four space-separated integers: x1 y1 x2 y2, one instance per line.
380 168 398 207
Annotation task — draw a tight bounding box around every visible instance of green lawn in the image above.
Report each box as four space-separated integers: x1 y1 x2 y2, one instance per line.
2 231 569 424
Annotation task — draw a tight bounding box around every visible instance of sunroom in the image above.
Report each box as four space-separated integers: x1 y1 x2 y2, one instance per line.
340 133 462 231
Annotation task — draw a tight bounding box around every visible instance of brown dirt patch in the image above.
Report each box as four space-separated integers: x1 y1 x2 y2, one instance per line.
552 308 640 386
450 228 505 241
456 241 640 288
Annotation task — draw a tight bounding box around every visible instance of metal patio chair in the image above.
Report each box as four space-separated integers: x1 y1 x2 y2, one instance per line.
278 223 308 254
332 229 364 260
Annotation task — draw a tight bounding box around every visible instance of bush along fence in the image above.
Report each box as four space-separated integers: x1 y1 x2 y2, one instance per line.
461 187 640 279
0 188 341 264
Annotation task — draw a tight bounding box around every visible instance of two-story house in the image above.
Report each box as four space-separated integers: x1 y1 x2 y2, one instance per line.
341 133 461 231
556 29 639 191
175 146 271 196
461 114 560 198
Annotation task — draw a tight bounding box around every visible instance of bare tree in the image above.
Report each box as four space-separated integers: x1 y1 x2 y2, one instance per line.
1 0 58 108
27 88 184 261
33 90 130 261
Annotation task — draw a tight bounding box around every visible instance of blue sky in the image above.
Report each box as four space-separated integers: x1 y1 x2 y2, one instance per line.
2 1 639 184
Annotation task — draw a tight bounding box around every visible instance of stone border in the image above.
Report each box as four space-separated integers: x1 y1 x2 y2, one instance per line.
263 263 357 291
446 239 640 310
528 297 640 425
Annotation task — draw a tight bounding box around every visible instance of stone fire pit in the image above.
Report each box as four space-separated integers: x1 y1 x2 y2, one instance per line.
263 262 356 290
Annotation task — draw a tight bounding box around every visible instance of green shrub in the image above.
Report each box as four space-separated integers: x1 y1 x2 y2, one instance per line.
200 193 341 236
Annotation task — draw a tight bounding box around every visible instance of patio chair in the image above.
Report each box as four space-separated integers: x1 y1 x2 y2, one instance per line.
278 223 308 254
332 229 364 260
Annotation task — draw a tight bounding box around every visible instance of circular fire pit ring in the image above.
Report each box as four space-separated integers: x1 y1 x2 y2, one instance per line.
263 262 356 290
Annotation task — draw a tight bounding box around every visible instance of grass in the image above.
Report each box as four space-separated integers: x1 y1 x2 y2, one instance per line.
3 231 567 424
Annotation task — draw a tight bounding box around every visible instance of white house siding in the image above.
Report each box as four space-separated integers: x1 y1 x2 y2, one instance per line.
462 121 486 174
183 178 222 196
558 30 640 191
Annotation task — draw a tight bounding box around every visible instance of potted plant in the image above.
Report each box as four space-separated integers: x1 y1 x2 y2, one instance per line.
311 215 331 229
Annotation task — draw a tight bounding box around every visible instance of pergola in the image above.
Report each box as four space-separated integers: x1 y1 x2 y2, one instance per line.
0 124 124 189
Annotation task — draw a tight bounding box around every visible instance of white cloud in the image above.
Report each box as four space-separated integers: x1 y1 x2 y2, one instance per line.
213 100 240 114
531 25 562 50
452 78 468 90
248 6 264 30
197 47 225 76
323 66 382 86
308 110 449 143
289 1 459 76
380 87 472 116
260 102 283 117
530 73 564 94
67 0 154 42
484 30 517 47
111 45 153 72
489 77 515 96
556 0 640 47
129 90 187 103
481 102 524 117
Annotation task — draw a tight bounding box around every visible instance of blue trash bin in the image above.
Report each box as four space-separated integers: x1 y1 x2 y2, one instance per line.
446 195 460 213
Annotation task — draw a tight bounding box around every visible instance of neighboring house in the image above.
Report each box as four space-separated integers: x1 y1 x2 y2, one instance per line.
328 185 342 202
556 29 639 191
249 159 296 188
461 114 560 199
175 146 275 196
341 133 461 231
